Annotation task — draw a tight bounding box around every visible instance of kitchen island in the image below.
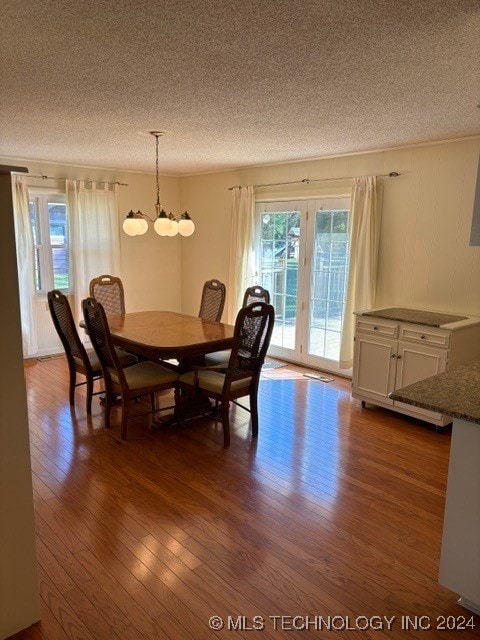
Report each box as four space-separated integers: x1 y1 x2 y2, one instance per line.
391 360 480 615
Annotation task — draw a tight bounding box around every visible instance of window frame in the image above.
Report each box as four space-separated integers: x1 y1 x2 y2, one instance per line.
29 188 69 296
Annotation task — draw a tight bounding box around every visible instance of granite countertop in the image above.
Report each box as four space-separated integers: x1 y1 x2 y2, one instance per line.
390 359 480 425
362 307 468 327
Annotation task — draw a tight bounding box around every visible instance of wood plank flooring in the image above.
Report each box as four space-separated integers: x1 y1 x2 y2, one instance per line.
11 356 480 639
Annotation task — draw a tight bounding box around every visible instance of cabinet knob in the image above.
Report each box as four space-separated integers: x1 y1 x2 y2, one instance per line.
373 326 378 331
390 353 396 358
420 334 426 339
397 355 402 359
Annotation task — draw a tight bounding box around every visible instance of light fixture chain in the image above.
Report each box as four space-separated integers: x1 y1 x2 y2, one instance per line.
155 134 160 206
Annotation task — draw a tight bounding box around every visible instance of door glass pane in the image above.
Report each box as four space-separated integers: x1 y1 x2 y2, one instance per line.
48 202 67 244
259 210 300 350
29 200 42 291
48 202 69 289
309 209 350 361
52 247 69 289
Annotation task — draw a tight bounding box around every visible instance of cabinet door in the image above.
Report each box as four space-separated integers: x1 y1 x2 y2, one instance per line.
395 340 447 390
353 334 397 404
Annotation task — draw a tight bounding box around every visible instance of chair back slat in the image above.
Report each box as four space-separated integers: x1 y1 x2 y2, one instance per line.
89 275 125 315
48 290 88 364
82 298 125 385
198 279 226 322
228 303 274 380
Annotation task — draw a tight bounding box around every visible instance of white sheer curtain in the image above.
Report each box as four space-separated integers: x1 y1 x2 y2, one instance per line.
227 186 256 323
340 176 380 369
12 175 38 356
67 180 121 323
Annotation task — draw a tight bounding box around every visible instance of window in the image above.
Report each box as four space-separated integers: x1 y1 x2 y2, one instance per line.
29 193 69 293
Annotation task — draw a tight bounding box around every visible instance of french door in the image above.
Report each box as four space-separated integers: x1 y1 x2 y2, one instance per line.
255 197 350 374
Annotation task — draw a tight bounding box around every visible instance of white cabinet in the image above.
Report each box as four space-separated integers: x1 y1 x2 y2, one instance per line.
352 312 480 428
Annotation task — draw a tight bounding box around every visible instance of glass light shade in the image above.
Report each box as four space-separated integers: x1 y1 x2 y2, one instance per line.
137 218 148 235
167 220 179 236
123 217 141 236
154 216 172 236
178 218 195 237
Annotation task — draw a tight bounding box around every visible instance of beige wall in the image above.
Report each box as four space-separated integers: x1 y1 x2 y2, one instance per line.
180 170 239 316
180 137 480 318
0 156 182 354
376 140 480 313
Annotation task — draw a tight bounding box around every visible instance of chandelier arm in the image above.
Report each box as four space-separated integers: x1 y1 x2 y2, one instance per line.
137 212 156 223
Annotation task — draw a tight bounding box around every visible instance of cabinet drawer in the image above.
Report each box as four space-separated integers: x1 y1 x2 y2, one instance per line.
399 325 450 348
356 318 398 338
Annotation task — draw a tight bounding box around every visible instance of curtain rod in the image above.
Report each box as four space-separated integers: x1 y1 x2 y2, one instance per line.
12 172 128 186
228 171 400 190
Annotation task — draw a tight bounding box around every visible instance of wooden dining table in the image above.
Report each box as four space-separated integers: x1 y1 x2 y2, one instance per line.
107 310 235 371
105 310 235 425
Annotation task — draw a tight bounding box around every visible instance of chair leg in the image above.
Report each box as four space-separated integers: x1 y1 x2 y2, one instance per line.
211 398 221 420
250 388 259 438
121 397 130 440
104 390 113 429
86 375 93 415
150 392 155 412
69 368 76 406
221 401 230 447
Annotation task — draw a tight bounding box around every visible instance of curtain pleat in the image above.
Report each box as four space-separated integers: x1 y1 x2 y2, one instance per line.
12 175 38 356
227 186 256 323
339 176 379 369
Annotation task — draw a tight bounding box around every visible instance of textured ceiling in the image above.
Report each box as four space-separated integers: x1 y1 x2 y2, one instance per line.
1 0 479 175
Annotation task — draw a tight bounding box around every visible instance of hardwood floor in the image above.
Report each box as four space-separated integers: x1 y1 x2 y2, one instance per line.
13 356 479 638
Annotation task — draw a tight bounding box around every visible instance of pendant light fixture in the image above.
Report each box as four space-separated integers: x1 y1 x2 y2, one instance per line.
122 131 195 237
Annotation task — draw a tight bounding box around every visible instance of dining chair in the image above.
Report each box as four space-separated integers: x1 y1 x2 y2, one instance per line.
242 285 270 307
179 302 275 446
48 290 138 414
198 279 226 322
89 274 125 315
204 285 270 366
82 297 179 440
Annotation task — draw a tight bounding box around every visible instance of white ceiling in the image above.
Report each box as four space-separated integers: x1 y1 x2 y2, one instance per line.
1 0 479 175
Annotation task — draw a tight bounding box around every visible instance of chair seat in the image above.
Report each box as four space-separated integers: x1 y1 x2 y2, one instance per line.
111 361 178 390
179 370 251 395
74 348 137 373
204 350 231 366
115 349 139 367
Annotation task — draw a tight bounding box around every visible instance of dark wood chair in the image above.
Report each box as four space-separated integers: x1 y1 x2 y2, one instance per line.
82 297 179 440
179 302 275 446
89 274 125 315
48 290 137 414
205 285 270 366
198 279 226 322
